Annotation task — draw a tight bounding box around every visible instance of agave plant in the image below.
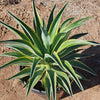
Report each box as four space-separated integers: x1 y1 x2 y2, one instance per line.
0 0 99 100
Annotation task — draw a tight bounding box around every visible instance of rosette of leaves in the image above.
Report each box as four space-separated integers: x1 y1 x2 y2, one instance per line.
0 0 99 100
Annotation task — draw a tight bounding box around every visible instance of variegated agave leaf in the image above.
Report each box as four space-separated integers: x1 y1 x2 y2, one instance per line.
0 0 99 100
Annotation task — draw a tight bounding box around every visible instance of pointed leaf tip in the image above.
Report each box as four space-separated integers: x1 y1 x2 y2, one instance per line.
33 0 35 5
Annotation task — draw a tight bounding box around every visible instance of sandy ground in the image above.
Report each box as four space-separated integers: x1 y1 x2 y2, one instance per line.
0 0 100 100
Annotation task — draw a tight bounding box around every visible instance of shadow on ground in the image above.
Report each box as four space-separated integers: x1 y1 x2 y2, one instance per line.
61 45 100 99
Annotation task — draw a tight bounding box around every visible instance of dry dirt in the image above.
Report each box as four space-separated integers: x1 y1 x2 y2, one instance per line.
0 0 100 100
